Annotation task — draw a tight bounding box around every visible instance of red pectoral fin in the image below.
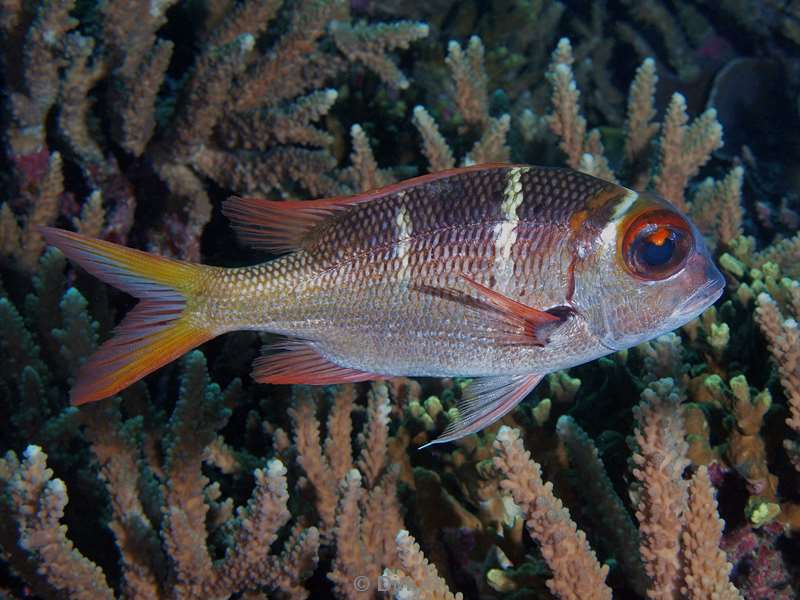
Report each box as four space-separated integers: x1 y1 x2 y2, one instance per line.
252 340 381 385
459 275 572 346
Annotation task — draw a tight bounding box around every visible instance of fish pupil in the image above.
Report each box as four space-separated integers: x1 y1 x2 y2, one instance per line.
641 235 674 266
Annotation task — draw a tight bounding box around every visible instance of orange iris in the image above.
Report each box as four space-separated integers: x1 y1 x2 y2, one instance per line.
621 209 693 280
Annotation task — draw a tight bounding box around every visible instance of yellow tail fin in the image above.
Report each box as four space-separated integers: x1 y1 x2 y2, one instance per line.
39 227 214 404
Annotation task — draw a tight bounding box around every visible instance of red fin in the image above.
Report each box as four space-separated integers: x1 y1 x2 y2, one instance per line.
39 227 213 404
73 303 213 404
222 196 350 254
222 163 523 254
252 340 381 384
421 374 543 447
460 276 571 346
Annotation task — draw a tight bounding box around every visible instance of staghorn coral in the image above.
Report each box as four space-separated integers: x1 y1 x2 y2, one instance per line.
384 530 464 599
491 380 743 600
682 466 743 599
289 382 405 599
3 2 800 598
411 36 511 172
0 0 429 263
543 35 723 198
1 360 320 599
0 445 115 600
493 425 613 600
556 415 648 596
0 151 64 273
629 378 692 599
653 92 723 211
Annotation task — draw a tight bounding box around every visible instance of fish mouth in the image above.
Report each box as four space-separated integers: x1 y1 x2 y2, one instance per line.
672 267 726 322
597 264 726 353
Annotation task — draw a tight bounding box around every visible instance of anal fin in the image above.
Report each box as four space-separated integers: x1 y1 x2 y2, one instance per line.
421 374 543 447
252 340 381 385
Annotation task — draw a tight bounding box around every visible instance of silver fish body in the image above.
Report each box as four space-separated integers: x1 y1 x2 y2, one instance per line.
42 164 725 444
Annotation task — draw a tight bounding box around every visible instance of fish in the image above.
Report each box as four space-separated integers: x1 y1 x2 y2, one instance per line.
40 163 725 445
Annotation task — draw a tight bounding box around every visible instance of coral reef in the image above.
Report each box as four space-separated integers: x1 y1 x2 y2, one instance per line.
2 0 800 598
0 0 428 262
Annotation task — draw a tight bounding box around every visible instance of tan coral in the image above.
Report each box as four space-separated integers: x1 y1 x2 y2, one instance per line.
445 36 490 128
623 57 659 188
0 446 115 599
690 167 744 250
630 378 689 600
556 415 647 596
0 151 63 272
654 93 723 210
384 530 463 600
681 466 743 599
546 38 587 170
413 35 511 173
412 105 456 172
493 426 613 600
344 124 395 192
546 38 615 182
756 293 800 433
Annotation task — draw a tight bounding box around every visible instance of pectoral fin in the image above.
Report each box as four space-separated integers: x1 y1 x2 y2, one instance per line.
416 276 573 346
420 373 543 447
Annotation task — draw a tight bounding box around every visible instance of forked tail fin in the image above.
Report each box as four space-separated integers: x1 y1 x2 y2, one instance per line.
39 227 215 405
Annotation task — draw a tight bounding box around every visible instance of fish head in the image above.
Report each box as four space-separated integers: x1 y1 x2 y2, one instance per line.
573 189 725 352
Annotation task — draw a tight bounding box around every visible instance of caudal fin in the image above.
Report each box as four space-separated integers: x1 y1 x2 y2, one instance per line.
39 227 214 405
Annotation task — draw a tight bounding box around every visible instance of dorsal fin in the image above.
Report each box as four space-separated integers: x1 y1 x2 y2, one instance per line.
222 163 522 254
222 195 354 254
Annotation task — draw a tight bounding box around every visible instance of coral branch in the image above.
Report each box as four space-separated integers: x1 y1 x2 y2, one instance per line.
557 415 647 595
385 530 463 599
412 106 456 172
630 378 689 600
0 446 114 599
445 36 490 127
493 426 612 600
547 38 586 170
654 94 723 210
623 57 659 185
755 293 800 432
681 466 743 599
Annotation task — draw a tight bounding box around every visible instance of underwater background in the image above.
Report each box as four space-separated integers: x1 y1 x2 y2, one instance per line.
1 0 800 598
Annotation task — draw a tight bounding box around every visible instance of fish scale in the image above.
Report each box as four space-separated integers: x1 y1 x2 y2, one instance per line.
40 163 725 445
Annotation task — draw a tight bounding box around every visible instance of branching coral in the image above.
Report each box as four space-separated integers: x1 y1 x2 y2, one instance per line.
653 92 723 210
412 36 511 172
288 382 405 598
1 350 320 599
491 380 742 600
544 36 723 201
0 0 428 263
0 445 115 600
556 415 648 596
493 426 613 600
384 530 464 600
629 378 691 598
2 2 800 598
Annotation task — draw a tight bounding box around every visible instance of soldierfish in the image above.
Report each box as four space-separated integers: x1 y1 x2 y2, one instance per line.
41 164 725 445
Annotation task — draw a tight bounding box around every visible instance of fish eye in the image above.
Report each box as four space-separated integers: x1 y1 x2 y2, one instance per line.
622 210 693 280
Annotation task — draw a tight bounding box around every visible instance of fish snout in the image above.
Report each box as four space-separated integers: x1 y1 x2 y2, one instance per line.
676 253 726 317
